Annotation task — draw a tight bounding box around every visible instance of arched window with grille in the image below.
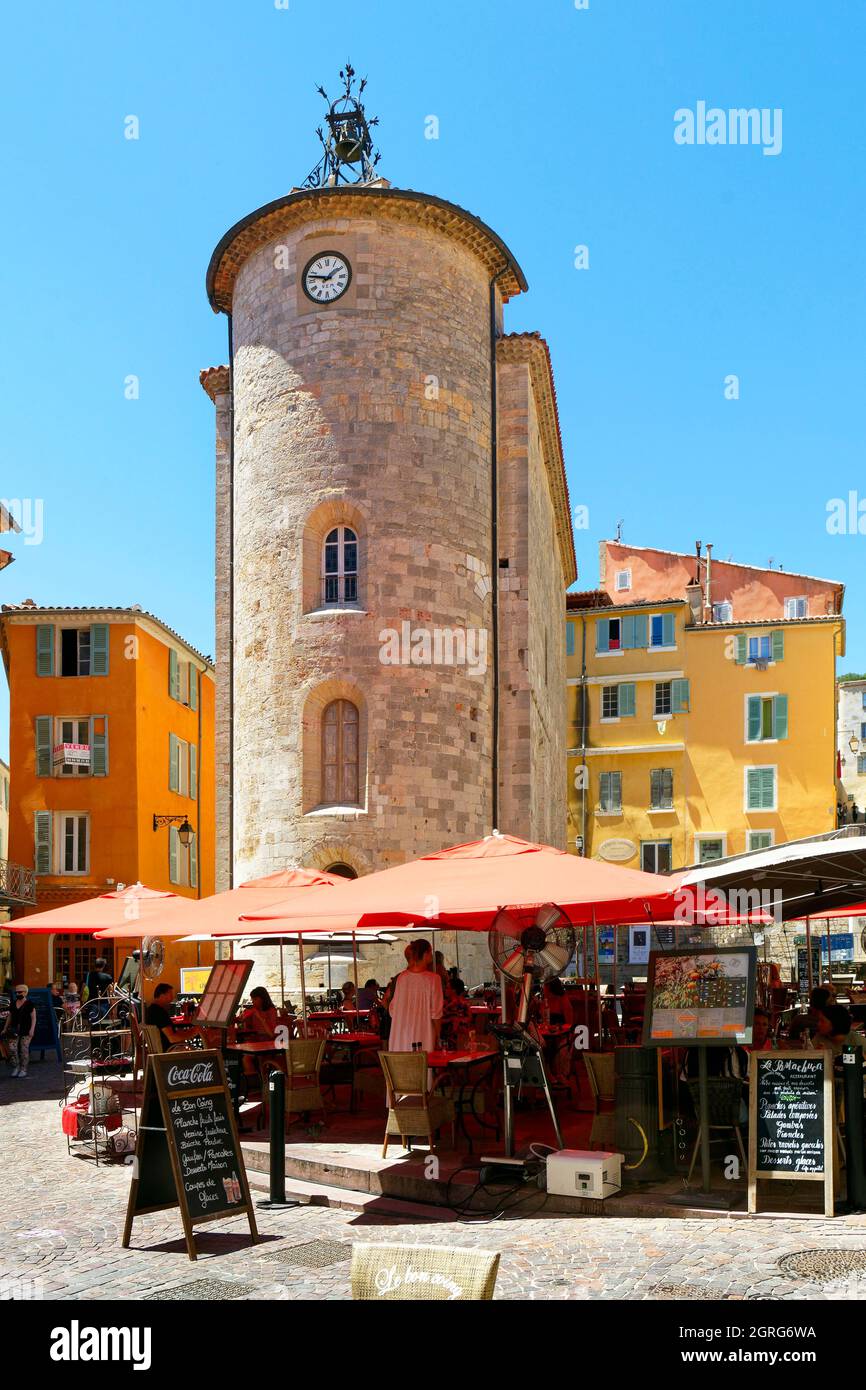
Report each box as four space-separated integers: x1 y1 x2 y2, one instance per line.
322 700 359 805
322 526 358 606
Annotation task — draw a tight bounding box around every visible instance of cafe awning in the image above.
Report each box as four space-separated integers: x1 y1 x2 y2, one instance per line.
232 832 691 936
679 833 866 921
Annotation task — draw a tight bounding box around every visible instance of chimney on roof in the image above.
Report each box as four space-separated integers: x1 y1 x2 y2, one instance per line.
685 581 703 625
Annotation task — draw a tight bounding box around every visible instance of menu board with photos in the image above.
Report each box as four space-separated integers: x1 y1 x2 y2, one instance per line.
122 1050 257 1261
748 1051 834 1218
642 945 757 1046
193 958 253 1029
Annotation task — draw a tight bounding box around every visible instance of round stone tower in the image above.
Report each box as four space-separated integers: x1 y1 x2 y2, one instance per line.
205 181 527 897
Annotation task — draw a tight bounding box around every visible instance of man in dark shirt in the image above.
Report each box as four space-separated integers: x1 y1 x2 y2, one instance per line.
144 983 194 1050
83 957 114 1021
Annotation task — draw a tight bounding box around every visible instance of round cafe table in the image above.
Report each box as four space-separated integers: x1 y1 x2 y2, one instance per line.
426 1048 499 1151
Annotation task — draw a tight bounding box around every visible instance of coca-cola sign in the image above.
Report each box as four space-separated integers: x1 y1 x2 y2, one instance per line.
166 1061 216 1088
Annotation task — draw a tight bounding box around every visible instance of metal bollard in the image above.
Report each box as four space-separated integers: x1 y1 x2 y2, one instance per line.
842 1045 866 1211
256 1068 299 1210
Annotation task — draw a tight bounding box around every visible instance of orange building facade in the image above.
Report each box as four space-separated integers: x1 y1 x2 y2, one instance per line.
0 604 216 991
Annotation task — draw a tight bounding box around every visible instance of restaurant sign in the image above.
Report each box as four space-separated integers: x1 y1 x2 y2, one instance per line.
597 838 637 864
52 742 90 769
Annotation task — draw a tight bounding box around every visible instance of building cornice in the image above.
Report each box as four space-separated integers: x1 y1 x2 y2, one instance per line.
206 185 527 313
199 365 231 401
0 606 214 671
496 332 577 587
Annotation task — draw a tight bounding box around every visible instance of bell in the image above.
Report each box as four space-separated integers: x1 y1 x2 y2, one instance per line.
334 122 363 163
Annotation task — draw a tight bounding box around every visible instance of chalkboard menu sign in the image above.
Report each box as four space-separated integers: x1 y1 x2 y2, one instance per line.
747 1051 834 1217
796 946 821 996
28 987 62 1062
122 1050 257 1261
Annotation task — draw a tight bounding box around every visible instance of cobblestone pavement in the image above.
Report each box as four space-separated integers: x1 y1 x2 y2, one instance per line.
4 1062 866 1301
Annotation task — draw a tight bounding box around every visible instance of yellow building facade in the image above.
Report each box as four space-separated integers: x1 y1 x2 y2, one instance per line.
567 595 844 871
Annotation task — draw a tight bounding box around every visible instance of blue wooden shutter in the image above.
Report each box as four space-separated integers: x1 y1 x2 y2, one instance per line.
747 696 762 741
169 733 179 793
622 615 636 649
169 649 179 701
91 717 108 775
596 619 610 653
34 811 52 873
619 683 636 717
169 825 179 884
734 634 747 664
566 622 575 657
760 768 775 807
35 716 52 776
189 743 197 799
662 613 675 647
91 624 109 675
771 630 784 662
773 695 788 740
189 663 198 711
189 833 198 889
36 626 54 676
672 679 690 713
746 768 760 808
632 615 648 648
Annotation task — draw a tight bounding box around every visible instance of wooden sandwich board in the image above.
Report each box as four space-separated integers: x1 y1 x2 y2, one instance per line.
122 1049 258 1261
748 1050 834 1218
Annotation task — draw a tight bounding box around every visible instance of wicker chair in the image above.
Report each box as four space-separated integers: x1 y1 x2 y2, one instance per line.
351 1242 500 1301
379 1052 455 1157
285 1038 327 1125
583 1051 616 1149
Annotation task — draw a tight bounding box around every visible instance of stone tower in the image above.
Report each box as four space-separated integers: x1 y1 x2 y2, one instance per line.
201 110 576 989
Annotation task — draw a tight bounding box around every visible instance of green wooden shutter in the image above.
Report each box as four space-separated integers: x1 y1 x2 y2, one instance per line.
566 622 575 657
91 624 109 675
169 649 179 701
189 833 198 890
771 631 785 662
619 682 636 717
761 767 775 807
735 634 747 664
34 811 52 873
36 626 54 676
672 679 690 713
596 619 610 653
661 613 675 646
189 743 197 800
746 768 760 808
91 717 107 776
747 696 762 742
773 695 788 740
189 663 198 711
35 716 52 776
169 733 179 793
169 825 179 884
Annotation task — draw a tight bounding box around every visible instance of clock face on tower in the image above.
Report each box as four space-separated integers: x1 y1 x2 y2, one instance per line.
301 251 352 304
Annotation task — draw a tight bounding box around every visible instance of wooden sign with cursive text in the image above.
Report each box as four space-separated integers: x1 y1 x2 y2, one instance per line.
122 1050 258 1261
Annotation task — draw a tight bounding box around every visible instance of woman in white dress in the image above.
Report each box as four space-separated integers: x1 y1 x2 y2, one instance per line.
388 939 443 1054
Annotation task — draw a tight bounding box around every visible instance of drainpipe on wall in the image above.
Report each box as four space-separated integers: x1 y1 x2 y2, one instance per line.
704 543 713 619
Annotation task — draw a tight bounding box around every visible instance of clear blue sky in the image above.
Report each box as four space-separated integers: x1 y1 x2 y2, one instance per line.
2 1 864 759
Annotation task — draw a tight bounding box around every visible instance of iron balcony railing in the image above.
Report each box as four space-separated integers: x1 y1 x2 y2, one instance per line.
0 859 36 905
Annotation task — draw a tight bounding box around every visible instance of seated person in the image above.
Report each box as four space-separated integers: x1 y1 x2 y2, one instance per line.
813 1004 861 1055
782 1013 814 1049
340 980 357 1010
443 978 472 1048
806 985 836 1034
356 978 380 1010
144 983 199 1050
240 986 278 1039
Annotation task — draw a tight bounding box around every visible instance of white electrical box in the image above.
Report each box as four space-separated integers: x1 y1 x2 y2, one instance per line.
545 1149 623 1200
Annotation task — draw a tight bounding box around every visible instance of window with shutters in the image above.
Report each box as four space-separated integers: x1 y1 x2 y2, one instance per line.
169 650 199 708
566 621 575 657
745 694 788 743
322 527 358 606
58 813 89 875
598 771 622 814
35 716 108 777
615 569 631 591
641 840 672 874
321 700 359 805
654 682 672 717
169 733 191 796
712 602 733 622
649 613 676 648
596 618 622 653
784 596 808 619
745 765 777 811
696 835 726 864
748 830 774 851
55 624 109 677
858 755 866 776
650 768 674 810
169 826 197 888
